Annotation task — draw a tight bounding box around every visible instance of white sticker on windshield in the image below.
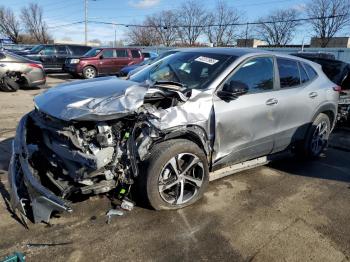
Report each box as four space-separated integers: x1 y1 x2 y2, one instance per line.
195 56 219 65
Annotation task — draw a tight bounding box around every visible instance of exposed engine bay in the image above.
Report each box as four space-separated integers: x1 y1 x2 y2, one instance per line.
9 79 208 224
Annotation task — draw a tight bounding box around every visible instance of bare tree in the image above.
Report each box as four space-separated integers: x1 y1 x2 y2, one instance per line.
204 0 241 46
307 0 350 47
146 10 179 47
0 6 21 43
255 9 300 46
126 22 159 46
21 3 51 43
176 0 207 46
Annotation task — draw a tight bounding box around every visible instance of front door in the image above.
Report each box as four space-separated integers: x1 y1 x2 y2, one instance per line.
213 56 278 168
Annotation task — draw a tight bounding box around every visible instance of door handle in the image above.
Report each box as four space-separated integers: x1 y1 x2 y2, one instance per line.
266 98 278 106
0 64 6 67
309 92 318 98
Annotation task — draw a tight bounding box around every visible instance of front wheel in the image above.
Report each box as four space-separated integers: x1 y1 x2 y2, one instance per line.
139 139 209 210
82 66 97 79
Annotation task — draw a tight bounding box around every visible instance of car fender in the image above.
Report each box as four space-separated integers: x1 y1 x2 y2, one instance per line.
311 102 337 129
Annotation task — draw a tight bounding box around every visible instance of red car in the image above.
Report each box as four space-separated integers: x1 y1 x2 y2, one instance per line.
64 47 143 79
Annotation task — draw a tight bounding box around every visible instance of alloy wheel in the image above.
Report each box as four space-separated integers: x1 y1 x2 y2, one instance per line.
311 120 329 155
158 153 204 205
84 68 96 78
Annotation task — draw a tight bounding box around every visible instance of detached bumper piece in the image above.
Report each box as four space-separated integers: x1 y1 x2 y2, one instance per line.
8 115 72 224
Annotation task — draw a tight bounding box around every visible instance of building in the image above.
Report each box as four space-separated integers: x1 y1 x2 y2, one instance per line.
310 37 350 48
236 39 267 48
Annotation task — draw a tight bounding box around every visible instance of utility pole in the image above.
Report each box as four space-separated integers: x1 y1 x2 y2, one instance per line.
85 0 88 45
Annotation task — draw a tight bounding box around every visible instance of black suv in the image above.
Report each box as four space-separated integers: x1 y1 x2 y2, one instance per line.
13 44 92 71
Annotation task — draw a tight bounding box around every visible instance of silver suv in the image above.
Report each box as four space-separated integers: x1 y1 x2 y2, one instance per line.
9 48 339 223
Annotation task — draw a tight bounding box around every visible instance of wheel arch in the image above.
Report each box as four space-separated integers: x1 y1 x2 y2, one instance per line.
83 64 98 75
156 125 211 162
311 103 337 130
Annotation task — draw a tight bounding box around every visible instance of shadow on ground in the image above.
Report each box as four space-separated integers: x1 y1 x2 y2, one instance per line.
0 138 13 172
46 73 76 81
269 148 350 184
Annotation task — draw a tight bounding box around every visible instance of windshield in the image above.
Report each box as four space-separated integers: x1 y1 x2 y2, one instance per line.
129 51 236 90
30 45 44 53
83 48 102 57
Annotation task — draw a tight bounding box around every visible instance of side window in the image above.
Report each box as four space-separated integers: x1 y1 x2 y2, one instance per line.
143 52 150 58
131 50 141 58
102 49 115 58
116 50 128 57
224 57 274 94
55 46 67 55
277 58 300 88
299 62 309 84
42 46 55 55
304 63 318 80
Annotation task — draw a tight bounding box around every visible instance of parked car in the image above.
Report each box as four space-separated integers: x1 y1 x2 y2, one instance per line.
119 57 156 76
12 44 92 71
142 51 158 60
0 51 45 92
63 47 143 79
9 48 339 223
127 49 179 77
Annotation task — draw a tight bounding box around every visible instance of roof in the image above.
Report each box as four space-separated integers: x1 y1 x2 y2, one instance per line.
180 47 271 56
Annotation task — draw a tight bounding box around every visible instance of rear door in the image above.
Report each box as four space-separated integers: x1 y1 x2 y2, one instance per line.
213 55 278 167
38 45 55 69
114 49 131 71
271 58 319 152
130 49 143 64
99 49 116 74
54 45 68 69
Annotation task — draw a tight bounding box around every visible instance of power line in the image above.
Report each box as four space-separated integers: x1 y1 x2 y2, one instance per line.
46 14 347 30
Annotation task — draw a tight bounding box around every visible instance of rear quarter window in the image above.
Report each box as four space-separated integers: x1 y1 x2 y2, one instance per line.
277 58 301 88
131 50 141 58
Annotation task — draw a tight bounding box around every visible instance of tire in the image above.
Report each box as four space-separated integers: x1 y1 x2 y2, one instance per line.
82 66 97 79
297 113 331 159
0 77 19 92
138 139 209 210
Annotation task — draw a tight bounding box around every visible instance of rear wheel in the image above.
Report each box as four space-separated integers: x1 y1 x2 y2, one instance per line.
0 76 20 92
82 66 97 79
139 139 209 210
298 113 331 158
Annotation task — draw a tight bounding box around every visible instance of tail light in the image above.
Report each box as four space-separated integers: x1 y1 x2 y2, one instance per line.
333 86 342 92
29 63 43 69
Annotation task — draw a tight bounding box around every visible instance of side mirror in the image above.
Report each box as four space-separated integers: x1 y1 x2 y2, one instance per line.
217 81 249 102
99 55 104 59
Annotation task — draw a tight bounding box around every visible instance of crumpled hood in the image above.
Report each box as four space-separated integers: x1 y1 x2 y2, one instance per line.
34 76 148 121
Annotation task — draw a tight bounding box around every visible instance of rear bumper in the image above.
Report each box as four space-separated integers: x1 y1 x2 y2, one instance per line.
8 115 72 223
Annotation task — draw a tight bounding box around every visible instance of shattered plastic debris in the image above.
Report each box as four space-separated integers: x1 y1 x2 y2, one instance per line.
120 198 135 211
106 208 124 224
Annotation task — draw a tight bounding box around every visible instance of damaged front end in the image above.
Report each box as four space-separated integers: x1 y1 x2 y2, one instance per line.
8 77 208 223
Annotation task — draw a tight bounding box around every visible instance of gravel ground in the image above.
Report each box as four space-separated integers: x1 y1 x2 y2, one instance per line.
0 74 350 262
